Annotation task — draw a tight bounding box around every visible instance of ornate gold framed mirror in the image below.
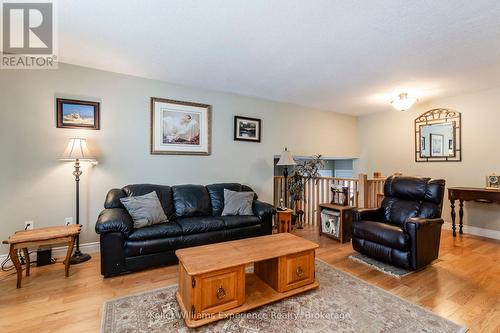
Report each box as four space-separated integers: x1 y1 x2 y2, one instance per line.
415 109 462 162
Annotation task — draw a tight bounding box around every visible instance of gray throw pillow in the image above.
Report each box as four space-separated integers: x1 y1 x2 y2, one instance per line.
120 191 168 229
221 189 254 216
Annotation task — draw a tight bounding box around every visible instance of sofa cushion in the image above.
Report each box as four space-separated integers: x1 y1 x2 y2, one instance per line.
128 222 183 241
120 191 169 229
176 216 225 235
222 216 261 229
172 185 212 217
206 183 242 216
122 184 174 218
221 189 254 216
353 220 409 251
242 185 258 200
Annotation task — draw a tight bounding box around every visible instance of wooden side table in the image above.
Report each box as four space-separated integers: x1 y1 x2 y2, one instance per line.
2 225 81 288
276 208 294 233
317 203 354 243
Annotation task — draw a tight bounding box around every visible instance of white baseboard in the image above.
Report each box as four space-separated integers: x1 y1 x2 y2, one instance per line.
0 241 100 265
442 222 500 240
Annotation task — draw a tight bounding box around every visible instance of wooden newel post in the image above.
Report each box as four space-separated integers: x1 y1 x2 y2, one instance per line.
358 173 368 208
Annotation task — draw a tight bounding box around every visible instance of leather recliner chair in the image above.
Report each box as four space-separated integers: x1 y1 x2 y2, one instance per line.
352 175 446 270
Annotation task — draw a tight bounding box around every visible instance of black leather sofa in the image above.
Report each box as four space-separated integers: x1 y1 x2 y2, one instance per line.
352 175 445 270
95 183 275 277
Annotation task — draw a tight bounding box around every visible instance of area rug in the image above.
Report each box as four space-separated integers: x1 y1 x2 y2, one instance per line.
101 260 466 333
349 253 414 277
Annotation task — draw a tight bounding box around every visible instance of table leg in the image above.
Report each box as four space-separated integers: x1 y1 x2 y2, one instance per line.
22 248 30 276
450 199 456 237
10 246 22 288
63 236 76 277
458 200 464 235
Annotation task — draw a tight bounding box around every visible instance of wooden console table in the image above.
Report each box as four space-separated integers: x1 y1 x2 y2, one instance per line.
2 225 81 288
448 187 500 237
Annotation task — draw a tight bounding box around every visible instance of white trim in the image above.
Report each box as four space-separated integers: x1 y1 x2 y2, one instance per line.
0 241 100 264
442 222 500 240
52 241 100 258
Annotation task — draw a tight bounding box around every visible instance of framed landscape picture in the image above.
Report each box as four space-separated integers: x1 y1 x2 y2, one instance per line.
56 98 100 130
234 116 261 142
150 97 212 155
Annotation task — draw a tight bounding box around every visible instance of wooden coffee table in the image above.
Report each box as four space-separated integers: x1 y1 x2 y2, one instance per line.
175 233 319 327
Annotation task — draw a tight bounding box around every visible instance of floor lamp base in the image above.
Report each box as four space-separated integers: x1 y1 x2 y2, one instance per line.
69 251 91 265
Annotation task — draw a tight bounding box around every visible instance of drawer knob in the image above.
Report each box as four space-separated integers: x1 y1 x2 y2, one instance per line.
296 266 304 277
216 286 226 300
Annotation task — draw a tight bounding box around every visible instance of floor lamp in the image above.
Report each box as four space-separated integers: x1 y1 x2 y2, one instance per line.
60 138 95 264
276 148 296 208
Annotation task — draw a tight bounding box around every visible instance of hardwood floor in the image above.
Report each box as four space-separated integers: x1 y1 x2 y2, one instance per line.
0 226 499 332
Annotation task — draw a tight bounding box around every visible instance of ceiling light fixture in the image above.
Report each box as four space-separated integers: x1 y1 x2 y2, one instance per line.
390 93 417 111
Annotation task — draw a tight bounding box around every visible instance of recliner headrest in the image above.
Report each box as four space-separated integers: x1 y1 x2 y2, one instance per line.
384 175 445 204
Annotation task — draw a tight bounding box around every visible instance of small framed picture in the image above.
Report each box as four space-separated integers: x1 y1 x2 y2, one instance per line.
234 116 261 142
151 97 211 155
486 174 500 189
56 98 100 130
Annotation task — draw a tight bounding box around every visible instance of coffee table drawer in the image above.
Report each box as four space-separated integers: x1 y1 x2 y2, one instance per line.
281 250 315 291
194 265 245 315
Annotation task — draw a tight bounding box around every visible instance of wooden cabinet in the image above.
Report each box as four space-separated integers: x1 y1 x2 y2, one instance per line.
254 249 315 293
198 265 245 314
280 250 315 292
176 233 319 328
179 263 245 319
317 203 354 243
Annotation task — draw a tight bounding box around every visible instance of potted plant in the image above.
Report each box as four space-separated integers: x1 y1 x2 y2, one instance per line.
287 155 325 228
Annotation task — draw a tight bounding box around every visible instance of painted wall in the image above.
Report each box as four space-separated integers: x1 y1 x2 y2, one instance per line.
0 63 359 254
355 86 500 233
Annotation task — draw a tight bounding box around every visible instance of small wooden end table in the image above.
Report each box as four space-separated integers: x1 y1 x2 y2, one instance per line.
276 208 294 233
2 225 81 288
317 203 354 243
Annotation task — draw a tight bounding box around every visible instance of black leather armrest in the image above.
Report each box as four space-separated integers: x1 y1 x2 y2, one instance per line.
404 217 444 231
95 208 134 238
252 200 276 219
253 200 275 235
352 208 383 222
404 217 444 270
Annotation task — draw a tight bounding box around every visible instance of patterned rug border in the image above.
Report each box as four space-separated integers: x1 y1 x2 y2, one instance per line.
348 254 413 278
101 258 468 333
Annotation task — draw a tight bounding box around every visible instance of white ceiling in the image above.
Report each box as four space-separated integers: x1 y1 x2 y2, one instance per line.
58 0 500 115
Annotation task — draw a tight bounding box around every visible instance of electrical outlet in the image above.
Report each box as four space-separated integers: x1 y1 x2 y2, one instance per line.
24 221 34 230
65 217 73 226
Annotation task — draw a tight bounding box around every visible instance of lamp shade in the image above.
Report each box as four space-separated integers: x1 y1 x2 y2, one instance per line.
276 148 296 166
60 138 94 161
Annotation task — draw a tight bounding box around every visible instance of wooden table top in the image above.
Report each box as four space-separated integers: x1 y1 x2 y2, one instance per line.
3 225 81 245
276 208 294 214
448 187 500 192
318 203 354 211
176 233 319 275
